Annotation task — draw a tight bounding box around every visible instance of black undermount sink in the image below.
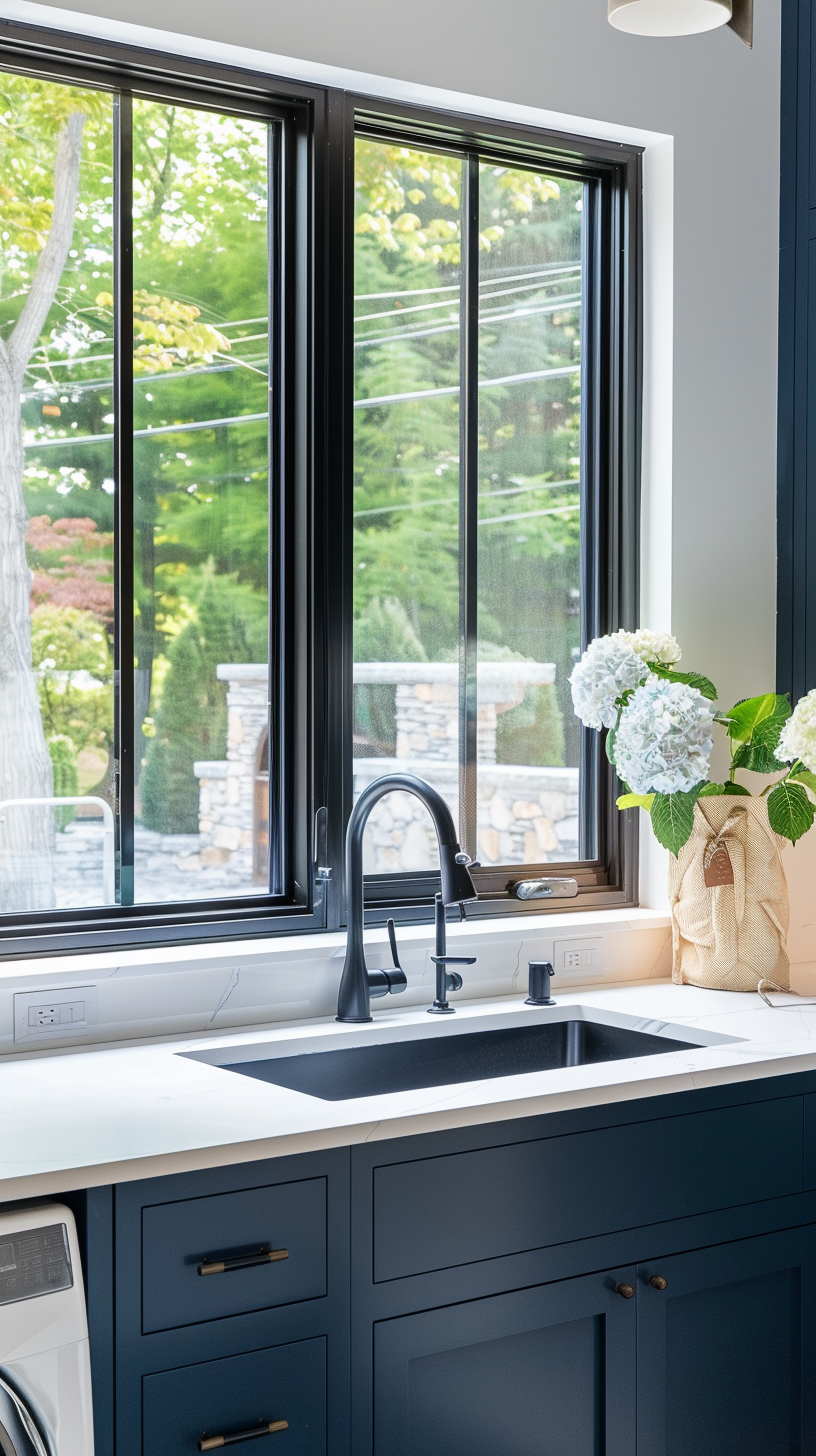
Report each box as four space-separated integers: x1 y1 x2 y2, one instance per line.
220 1020 699 1101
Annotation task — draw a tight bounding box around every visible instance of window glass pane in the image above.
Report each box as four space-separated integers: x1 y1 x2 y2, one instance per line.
132 99 270 904
1 70 115 913
476 164 583 867
353 138 463 874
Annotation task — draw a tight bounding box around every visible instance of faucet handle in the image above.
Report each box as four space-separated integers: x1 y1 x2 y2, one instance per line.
367 967 408 998
365 920 408 999
387 919 403 974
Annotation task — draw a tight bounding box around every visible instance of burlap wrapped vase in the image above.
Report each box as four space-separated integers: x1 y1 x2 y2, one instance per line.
669 796 789 991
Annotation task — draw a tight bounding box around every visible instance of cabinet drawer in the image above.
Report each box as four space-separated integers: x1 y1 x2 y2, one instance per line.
142 1336 325 1456
373 1097 803 1281
142 1177 326 1332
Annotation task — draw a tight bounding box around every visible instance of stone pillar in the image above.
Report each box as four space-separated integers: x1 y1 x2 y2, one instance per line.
195 664 268 875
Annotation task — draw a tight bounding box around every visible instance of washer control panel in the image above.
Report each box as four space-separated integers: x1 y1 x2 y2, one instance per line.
0 1223 73 1305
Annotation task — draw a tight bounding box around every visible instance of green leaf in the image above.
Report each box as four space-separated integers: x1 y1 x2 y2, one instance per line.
767 781 815 844
731 741 787 774
722 781 751 795
648 664 718 701
752 693 791 740
616 792 655 811
724 694 777 744
698 782 726 797
789 767 816 797
650 787 702 857
605 727 616 765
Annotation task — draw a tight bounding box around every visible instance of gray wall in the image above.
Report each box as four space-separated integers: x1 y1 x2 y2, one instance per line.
17 0 784 706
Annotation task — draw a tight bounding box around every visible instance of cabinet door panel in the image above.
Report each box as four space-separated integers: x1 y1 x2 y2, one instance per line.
374 1269 636 1456
638 1229 816 1456
142 1336 325 1456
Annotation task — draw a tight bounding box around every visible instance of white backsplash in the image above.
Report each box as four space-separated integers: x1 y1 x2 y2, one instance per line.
0 909 672 1055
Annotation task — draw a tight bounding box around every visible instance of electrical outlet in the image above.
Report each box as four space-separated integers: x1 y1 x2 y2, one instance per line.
14 986 98 1042
552 938 603 977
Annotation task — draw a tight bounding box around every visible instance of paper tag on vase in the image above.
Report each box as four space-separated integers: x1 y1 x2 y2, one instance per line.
704 844 735 888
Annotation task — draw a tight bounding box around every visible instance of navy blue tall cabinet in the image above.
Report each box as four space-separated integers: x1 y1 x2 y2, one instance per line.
779 0 815 699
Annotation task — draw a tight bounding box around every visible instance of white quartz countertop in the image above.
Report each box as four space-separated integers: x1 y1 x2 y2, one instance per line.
4 980 816 1201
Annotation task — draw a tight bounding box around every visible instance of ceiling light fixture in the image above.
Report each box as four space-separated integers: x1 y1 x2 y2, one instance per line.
608 0 752 44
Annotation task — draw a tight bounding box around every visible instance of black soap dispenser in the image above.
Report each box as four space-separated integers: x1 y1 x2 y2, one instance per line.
525 960 555 1006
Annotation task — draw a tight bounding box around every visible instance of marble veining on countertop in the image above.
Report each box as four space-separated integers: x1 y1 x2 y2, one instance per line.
3 980 816 1201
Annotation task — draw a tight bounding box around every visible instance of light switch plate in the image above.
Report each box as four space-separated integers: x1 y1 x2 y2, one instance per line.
14 986 98 1043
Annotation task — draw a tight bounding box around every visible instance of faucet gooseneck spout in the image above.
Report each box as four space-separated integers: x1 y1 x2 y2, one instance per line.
336 773 479 1023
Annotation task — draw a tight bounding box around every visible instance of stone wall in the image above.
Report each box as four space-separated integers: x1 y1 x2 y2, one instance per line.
351 757 579 873
193 661 579 877
194 664 268 881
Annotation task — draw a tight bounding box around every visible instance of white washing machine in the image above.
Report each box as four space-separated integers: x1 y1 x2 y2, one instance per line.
0 1204 94 1456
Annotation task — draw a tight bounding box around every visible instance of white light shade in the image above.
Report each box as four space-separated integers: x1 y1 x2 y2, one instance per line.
608 0 731 35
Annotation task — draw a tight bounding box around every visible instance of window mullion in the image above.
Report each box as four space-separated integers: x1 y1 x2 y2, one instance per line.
267 118 283 897
113 90 135 907
459 152 480 858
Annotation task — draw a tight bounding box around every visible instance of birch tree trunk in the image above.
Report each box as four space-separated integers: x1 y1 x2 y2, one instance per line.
0 112 85 912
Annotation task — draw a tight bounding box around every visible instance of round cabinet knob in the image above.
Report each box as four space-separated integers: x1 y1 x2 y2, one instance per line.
615 1283 635 1299
649 1275 668 1291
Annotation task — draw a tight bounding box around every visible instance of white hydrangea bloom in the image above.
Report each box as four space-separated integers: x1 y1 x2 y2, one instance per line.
614 677 715 795
629 629 682 666
569 630 649 730
778 688 816 773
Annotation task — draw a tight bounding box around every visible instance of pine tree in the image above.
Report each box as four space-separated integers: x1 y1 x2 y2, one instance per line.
140 576 239 833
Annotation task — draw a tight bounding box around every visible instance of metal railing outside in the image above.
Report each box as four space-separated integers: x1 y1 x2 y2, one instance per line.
0 797 115 905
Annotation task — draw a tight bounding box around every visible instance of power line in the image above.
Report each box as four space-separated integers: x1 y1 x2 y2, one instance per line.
23 411 269 450
355 275 578 328
354 364 580 410
355 295 581 348
354 263 580 303
22 356 269 399
22 363 581 450
478 502 580 526
354 477 579 518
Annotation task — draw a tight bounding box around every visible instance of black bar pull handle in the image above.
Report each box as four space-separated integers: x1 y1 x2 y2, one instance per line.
199 1419 289 1449
197 1247 288 1277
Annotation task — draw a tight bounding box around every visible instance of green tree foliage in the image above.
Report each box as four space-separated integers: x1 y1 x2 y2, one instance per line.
354 595 426 755
140 576 266 832
352 140 583 766
140 628 209 834
497 686 566 768
5 69 273 838
30 604 113 753
355 595 427 663
4 66 586 870
477 643 566 769
47 733 79 831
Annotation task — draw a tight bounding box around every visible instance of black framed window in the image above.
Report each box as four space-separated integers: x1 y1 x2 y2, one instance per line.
0 25 640 957
343 104 642 921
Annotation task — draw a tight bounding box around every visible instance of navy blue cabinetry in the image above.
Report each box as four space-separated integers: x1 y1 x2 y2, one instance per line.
373 1269 637 1456
637 1230 816 1456
778 0 816 696
371 1095 802 1281
108 1147 350 1456
75 1073 816 1456
371 1227 816 1456
142 1336 327 1456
